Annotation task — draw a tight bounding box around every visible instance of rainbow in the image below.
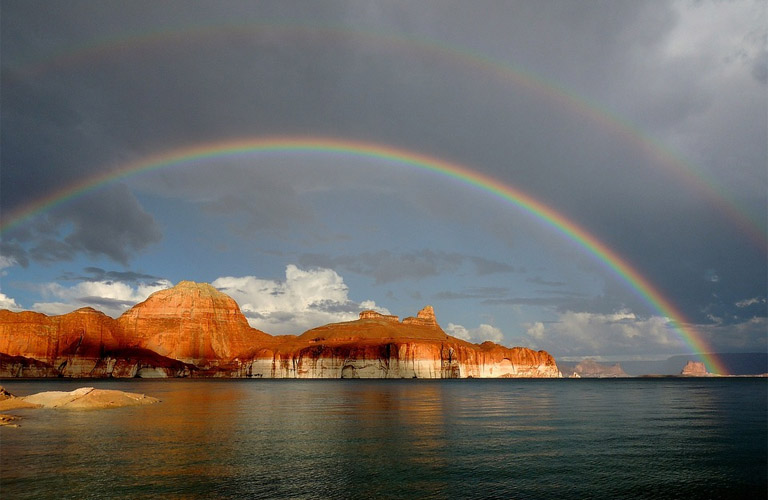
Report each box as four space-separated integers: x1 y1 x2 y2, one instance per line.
0 136 729 374
12 21 766 252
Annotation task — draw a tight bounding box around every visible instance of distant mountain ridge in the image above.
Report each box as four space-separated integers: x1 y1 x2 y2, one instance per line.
549 353 768 377
619 353 768 376
558 359 629 378
0 281 560 379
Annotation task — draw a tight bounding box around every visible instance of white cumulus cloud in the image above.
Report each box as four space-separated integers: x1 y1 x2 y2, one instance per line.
0 256 22 310
213 265 390 335
32 279 173 317
0 292 22 311
523 310 685 357
445 322 504 344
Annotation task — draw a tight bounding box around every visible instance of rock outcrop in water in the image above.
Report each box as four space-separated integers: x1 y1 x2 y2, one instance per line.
680 361 713 377
0 281 561 379
0 386 159 412
561 359 629 378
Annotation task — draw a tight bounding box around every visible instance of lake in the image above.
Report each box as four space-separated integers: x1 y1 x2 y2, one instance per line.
1 378 765 499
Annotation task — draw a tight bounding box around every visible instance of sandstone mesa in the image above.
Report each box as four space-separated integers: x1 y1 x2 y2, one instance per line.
680 360 714 377
0 281 561 379
561 359 629 378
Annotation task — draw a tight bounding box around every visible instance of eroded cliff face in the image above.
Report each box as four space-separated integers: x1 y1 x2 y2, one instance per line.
117 281 273 364
225 310 560 379
227 341 559 379
0 307 124 377
0 282 561 378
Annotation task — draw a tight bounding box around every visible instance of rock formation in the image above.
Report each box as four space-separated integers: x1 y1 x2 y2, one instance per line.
565 359 629 378
402 305 438 327
0 386 159 411
681 360 711 376
117 281 274 364
0 281 561 379
0 307 123 377
230 319 559 379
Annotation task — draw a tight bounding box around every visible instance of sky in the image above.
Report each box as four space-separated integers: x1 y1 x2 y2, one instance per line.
1 0 766 364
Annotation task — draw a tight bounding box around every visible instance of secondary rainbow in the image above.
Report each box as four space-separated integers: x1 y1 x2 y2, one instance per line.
13 21 766 251
1 136 728 374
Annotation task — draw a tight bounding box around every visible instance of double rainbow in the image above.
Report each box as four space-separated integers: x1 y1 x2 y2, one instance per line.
0 136 728 374
13 21 766 252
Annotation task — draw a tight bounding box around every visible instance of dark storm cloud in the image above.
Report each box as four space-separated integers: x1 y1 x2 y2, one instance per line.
308 299 358 314
59 267 165 285
435 285 589 310
433 287 510 300
701 319 768 353
526 277 567 287
752 50 768 84
0 74 109 211
477 288 606 313
300 250 514 284
0 242 28 268
57 185 161 264
6 185 162 265
134 164 319 237
1 0 764 333
469 257 516 275
483 296 584 308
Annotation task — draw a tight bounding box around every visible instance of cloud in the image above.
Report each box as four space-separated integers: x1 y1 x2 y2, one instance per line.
212 265 390 335
469 257 517 275
484 296 578 307
0 257 21 310
527 309 765 359
445 322 504 344
433 287 509 300
0 255 16 272
482 289 589 309
58 267 166 285
0 0 764 356
735 296 767 309
752 50 767 84
300 250 514 284
130 163 320 238
698 317 768 352
32 279 172 317
0 292 21 311
526 277 567 287
5 185 162 265
523 310 686 357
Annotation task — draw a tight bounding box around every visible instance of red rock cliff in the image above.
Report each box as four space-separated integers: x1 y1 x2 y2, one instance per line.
0 282 560 378
0 307 123 360
232 308 560 378
117 281 272 364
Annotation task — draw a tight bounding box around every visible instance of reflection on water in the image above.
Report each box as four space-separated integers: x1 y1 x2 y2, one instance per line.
1 379 765 499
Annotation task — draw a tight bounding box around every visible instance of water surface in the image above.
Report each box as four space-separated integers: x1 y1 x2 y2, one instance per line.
1 379 765 499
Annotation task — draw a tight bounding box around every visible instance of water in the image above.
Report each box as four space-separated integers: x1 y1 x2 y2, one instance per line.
1 379 765 499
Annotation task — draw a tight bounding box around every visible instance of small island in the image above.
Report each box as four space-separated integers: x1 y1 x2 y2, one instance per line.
0 386 159 426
